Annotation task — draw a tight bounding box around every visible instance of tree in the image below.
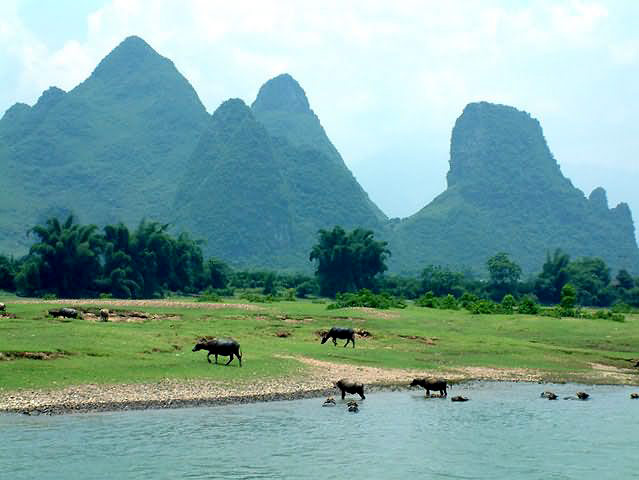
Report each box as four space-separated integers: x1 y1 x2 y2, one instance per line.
560 283 577 309
534 249 570 304
420 265 465 297
309 226 390 297
0 255 17 291
205 258 231 289
616 269 634 290
486 252 521 300
566 257 611 306
17 215 103 297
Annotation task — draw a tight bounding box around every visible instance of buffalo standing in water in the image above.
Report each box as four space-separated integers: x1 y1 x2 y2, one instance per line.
409 378 449 397
321 327 355 348
192 338 242 367
336 379 366 400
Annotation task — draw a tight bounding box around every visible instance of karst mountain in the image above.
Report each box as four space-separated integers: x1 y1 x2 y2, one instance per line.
1 36 637 274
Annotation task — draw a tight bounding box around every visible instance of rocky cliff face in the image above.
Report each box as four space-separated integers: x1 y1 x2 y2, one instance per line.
390 102 639 274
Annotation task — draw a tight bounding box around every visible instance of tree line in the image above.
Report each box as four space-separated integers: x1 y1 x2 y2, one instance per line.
1 219 638 309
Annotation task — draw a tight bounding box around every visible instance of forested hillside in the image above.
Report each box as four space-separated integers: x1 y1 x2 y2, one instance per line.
1 36 637 275
0 36 209 254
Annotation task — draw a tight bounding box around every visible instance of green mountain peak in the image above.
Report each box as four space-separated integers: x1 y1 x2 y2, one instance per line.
252 73 311 114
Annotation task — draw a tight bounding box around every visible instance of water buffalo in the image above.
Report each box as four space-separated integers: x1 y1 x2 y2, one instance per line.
336 379 365 399
0 303 5 312
99 309 109 322
451 396 469 402
631 393 639 399
540 391 558 400
410 378 449 397
322 397 336 407
321 327 355 348
347 400 359 412
564 392 589 400
192 338 242 367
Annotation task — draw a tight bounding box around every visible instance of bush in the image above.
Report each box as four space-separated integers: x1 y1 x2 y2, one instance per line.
518 295 540 315
500 294 515 314
459 292 479 309
415 291 437 308
467 300 497 314
197 288 222 302
327 289 406 310
240 292 279 303
295 280 318 298
439 294 459 310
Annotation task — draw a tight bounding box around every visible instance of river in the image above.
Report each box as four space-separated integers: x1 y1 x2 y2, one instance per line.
2 382 638 479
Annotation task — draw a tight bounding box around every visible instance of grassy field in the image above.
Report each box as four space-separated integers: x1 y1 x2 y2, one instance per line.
1 296 638 391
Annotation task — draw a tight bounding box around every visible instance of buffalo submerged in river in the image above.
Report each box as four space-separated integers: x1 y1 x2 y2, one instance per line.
321 327 356 348
192 338 242 367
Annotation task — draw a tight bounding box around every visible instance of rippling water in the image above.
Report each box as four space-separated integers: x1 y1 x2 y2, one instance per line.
2 382 638 479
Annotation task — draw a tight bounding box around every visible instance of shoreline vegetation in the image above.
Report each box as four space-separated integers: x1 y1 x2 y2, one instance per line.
1 298 638 415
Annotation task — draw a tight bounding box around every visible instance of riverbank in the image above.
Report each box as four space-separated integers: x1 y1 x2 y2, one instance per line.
3 355 638 415
1 299 638 413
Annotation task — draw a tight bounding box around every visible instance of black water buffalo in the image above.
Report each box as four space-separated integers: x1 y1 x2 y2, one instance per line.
451 396 469 402
410 378 449 397
192 338 242 367
321 327 355 348
336 379 365 399
540 391 558 400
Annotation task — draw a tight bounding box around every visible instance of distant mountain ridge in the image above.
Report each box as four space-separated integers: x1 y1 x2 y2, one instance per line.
1 36 637 274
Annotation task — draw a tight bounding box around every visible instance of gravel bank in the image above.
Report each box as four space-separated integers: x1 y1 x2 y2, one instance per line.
0 356 543 416
2 355 635 416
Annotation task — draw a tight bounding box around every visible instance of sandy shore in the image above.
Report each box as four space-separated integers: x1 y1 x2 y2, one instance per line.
1 356 636 416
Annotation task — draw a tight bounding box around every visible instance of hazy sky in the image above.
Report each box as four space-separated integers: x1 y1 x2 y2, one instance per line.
1 0 638 234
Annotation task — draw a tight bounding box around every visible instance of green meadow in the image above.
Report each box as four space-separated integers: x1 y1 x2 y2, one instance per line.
0 296 638 391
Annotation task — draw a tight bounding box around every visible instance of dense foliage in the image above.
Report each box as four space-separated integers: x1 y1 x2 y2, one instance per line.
310 226 390 297
10 216 209 298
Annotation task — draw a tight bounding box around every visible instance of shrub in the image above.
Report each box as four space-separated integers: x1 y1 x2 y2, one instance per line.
327 289 406 310
459 292 479 309
517 295 540 315
467 300 497 314
439 294 459 310
197 288 222 302
415 291 437 308
500 294 515 314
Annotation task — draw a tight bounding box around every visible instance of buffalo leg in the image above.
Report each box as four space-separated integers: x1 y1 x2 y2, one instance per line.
343 339 349 347
332 337 337 346
341 389 346 399
237 353 242 367
215 353 218 364
207 352 212 364
225 354 234 366
352 336 355 348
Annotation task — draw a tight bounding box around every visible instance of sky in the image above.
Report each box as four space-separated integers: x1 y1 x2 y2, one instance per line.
1 0 638 234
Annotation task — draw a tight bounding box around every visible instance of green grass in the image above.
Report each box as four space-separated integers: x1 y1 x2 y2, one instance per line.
1 299 638 391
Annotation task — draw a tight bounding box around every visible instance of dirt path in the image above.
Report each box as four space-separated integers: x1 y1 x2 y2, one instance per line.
11 298 261 310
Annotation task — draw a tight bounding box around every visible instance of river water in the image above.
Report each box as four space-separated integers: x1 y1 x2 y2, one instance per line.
2 382 638 479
